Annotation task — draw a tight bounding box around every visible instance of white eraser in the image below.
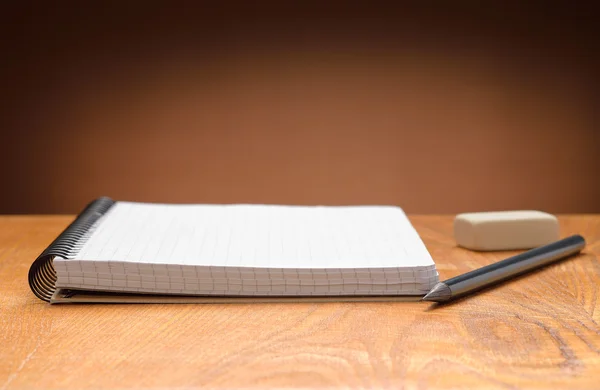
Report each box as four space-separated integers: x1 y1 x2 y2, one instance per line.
454 210 559 251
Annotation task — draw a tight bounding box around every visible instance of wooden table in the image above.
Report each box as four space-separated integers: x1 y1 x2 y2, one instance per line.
2 216 599 389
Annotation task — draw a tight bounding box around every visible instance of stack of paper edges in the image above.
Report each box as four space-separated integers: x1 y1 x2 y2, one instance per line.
55 262 438 296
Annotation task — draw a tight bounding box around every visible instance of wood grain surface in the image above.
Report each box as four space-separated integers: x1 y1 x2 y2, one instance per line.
1 215 599 389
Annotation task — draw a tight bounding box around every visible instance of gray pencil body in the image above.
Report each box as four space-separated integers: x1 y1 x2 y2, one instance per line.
423 234 586 302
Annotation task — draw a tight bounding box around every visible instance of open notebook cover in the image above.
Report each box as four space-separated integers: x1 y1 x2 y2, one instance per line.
29 197 438 303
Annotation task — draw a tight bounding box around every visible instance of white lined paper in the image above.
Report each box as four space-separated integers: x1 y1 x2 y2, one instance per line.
54 201 438 296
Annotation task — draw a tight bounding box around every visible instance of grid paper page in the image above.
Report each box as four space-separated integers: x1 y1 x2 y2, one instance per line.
70 202 434 270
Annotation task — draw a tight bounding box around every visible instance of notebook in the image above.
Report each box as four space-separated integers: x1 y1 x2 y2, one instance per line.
28 197 439 304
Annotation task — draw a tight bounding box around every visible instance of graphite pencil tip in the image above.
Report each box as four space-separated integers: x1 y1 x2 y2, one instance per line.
422 282 452 302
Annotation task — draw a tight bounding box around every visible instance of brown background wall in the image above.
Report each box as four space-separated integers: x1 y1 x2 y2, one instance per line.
1 2 598 214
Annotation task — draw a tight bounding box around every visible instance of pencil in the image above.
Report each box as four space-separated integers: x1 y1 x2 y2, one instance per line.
423 234 586 302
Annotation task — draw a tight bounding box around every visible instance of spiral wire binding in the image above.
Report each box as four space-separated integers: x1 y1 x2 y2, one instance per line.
28 197 116 302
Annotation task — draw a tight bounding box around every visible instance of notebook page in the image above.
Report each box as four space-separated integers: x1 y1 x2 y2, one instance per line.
72 202 434 269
